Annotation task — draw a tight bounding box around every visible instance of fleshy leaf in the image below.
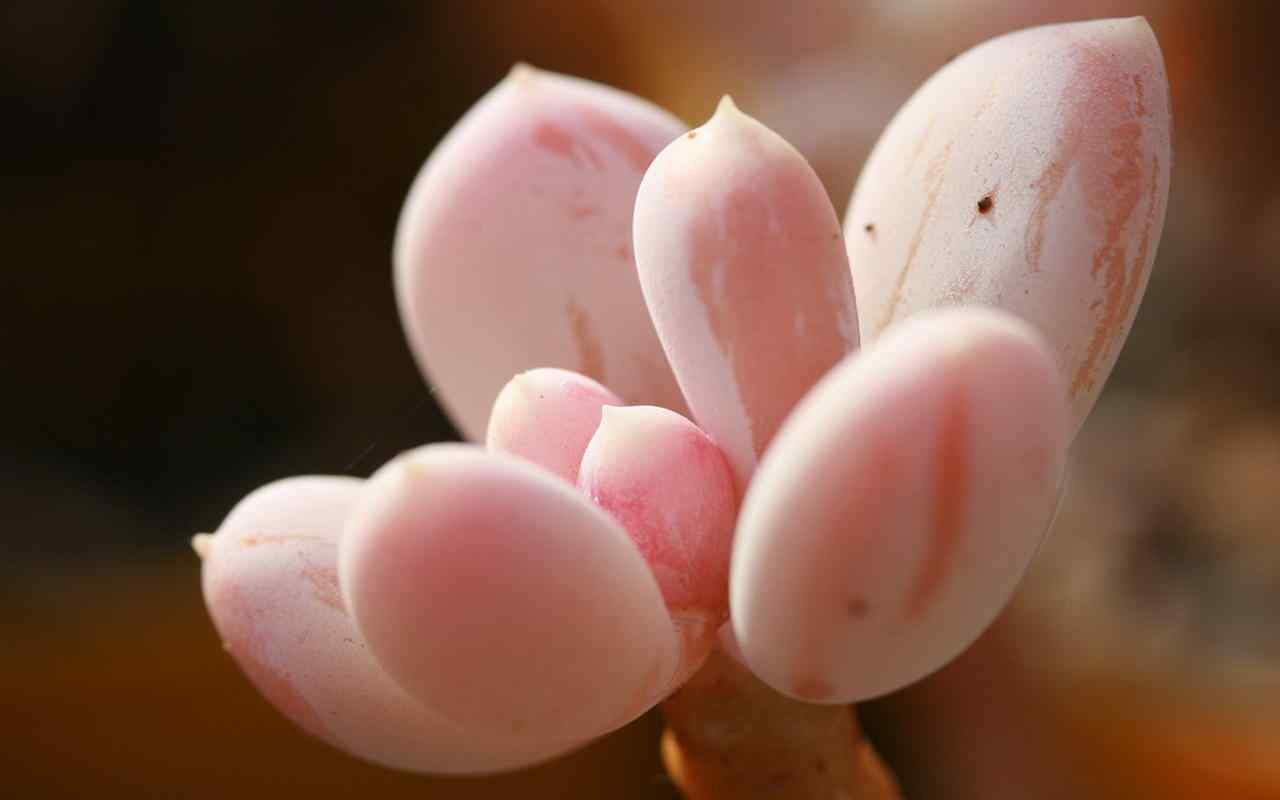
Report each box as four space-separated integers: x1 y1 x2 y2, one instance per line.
199 477 580 774
486 367 620 483
634 97 859 488
578 405 738 687
731 308 1067 703
395 66 688 439
339 445 680 741
845 17 1171 434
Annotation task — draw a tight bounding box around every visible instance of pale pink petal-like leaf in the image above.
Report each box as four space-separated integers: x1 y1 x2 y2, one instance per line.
578 405 738 687
845 17 1171 434
395 66 688 440
634 97 859 488
731 308 1067 703
199 477 579 774
486 367 620 484
338 445 678 742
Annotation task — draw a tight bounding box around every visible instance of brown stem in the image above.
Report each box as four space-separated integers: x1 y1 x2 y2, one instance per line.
660 648 901 799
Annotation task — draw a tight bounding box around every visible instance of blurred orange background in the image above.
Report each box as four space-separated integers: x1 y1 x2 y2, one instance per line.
3 2 1278 797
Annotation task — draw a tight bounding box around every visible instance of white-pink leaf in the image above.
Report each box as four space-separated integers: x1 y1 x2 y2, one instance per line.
731 308 1067 703
199 477 580 773
845 17 1171 434
395 66 687 439
634 97 859 488
578 405 738 687
338 445 679 741
486 367 620 484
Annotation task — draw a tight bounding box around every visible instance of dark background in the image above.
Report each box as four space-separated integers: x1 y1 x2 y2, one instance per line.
3 2 1278 798
2 2 639 568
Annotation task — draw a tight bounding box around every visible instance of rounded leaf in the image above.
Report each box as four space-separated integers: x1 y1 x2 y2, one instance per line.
578 405 738 686
845 17 1171 434
199 477 578 773
395 66 687 439
339 445 679 741
486 367 621 483
635 97 859 488
731 308 1067 703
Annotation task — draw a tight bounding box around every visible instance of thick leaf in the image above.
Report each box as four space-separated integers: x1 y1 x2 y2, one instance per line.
845 17 1171 434
635 97 858 488
486 367 620 483
339 445 679 741
395 66 687 439
579 405 738 687
731 309 1066 703
198 477 577 773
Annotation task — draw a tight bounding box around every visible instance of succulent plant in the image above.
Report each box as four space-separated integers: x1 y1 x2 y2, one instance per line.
195 17 1170 798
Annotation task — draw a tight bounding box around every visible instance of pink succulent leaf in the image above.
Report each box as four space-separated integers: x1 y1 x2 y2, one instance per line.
198 477 583 774
731 308 1068 704
845 17 1171 436
486 367 621 484
198 15 1175 779
395 65 688 440
578 404 739 688
337 444 682 743
634 96 859 489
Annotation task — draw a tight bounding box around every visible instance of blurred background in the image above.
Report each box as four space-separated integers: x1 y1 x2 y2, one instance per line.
3 1 1277 797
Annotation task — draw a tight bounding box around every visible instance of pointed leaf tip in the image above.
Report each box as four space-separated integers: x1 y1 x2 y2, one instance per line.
191 533 213 560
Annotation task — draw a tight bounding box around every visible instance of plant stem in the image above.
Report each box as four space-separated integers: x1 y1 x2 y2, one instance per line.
660 648 901 799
